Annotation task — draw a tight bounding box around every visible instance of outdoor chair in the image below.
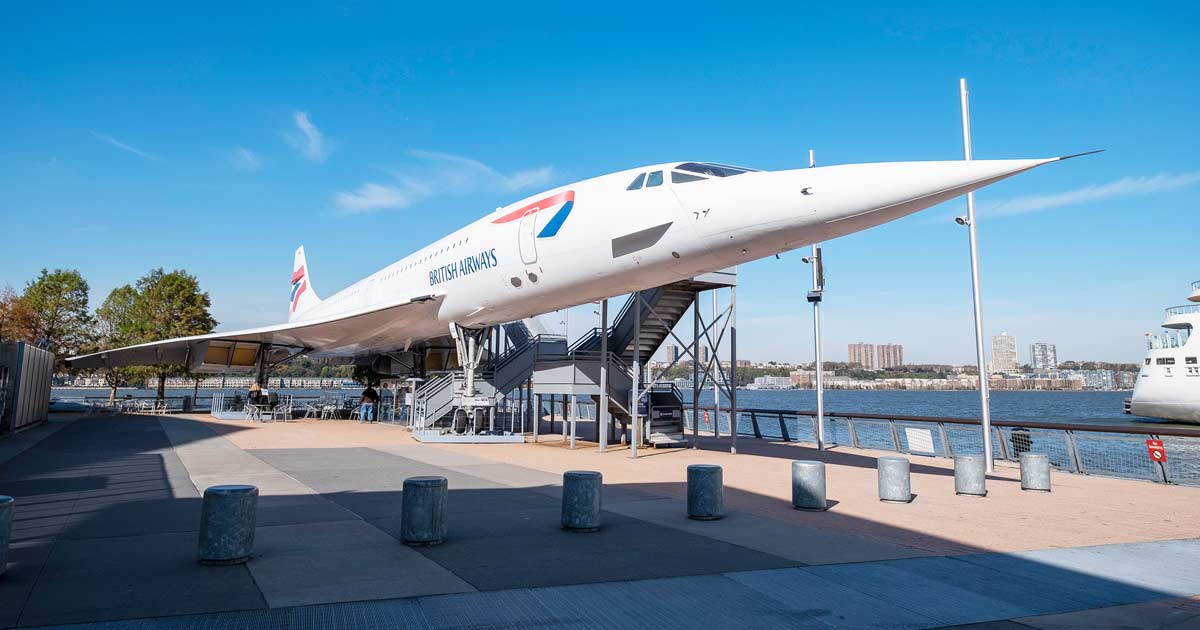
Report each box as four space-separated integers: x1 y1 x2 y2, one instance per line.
272 397 293 421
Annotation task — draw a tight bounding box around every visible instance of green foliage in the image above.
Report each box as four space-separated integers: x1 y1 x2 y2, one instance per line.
92 285 142 398
22 268 92 365
352 364 383 386
128 268 218 397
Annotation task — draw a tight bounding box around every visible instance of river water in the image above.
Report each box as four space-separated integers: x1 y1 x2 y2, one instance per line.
53 387 1165 427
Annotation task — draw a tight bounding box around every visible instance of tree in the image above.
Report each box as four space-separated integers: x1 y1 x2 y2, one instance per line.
93 285 140 401
129 269 217 400
22 269 93 365
0 285 35 343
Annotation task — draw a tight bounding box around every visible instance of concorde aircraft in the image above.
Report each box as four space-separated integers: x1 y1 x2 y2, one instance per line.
68 156 1086 380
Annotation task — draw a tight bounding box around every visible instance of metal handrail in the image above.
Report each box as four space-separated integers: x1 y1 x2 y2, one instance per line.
687 404 1199 485
695 405 1200 438
1166 304 1200 316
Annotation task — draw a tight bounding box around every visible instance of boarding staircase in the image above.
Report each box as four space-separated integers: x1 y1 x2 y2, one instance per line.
413 270 735 443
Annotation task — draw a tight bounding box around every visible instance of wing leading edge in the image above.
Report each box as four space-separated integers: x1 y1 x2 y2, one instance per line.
66 294 444 372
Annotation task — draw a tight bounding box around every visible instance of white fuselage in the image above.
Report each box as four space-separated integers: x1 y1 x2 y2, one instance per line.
293 158 1056 355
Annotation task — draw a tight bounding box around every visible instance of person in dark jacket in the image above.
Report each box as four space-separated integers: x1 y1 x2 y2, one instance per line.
360 384 380 422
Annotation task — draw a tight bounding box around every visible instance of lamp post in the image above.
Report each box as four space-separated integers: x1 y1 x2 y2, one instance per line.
805 149 826 451
958 78 994 473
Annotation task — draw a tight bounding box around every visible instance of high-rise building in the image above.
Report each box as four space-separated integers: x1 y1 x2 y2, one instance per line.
666 344 679 364
699 345 710 365
848 342 875 369
990 332 1018 373
877 344 904 369
1030 342 1057 370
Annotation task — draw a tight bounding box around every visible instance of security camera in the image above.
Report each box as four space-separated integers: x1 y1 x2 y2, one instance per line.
955 216 970 226
801 256 812 264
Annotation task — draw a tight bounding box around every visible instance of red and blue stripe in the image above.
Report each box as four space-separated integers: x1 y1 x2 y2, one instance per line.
491 190 575 238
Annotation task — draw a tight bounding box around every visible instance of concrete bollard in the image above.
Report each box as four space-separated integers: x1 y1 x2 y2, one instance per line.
877 457 913 503
791 461 827 511
1020 452 1052 491
198 485 258 565
0 496 13 577
954 455 987 497
402 476 448 546
687 464 724 520
561 471 603 532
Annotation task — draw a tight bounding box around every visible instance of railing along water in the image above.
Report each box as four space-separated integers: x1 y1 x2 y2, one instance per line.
685 406 1200 486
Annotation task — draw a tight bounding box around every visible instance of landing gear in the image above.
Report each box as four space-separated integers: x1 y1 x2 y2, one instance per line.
449 323 494 434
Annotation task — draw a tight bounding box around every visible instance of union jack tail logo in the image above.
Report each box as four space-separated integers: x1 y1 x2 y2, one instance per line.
290 266 307 313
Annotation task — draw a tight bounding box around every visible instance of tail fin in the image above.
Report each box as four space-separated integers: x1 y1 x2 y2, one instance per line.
289 245 322 321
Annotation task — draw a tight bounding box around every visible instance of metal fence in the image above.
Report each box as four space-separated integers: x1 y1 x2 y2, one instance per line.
685 406 1199 486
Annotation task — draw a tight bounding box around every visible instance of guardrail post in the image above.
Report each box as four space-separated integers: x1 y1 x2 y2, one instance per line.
1063 430 1084 474
810 416 820 443
749 412 761 439
1151 434 1169 484
888 420 902 452
995 427 1010 461
848 419 860 449
938 422 954 458
778 413 791 442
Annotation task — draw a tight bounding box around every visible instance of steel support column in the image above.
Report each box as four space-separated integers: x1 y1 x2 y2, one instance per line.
599 298 609 454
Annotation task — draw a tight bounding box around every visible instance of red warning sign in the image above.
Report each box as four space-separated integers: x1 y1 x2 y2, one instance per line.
1146 439 1167 463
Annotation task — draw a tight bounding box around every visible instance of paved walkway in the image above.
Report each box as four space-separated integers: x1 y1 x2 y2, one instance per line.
0 414 1196 629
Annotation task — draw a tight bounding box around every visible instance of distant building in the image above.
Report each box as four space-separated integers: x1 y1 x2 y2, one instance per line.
877 344 904 369
665 344 679 364
749 375 793 389
848 342 875 369
789 370 815 387
1030 342 1058 370
699 345 711 365
990 332 1018 373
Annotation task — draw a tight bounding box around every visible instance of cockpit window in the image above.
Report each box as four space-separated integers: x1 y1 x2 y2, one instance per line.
671 171 706 184
676 162 758 177
627 173 646 190
646 171 663 187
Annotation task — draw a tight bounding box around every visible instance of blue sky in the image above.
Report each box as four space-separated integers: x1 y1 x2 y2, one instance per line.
2 3 1197 364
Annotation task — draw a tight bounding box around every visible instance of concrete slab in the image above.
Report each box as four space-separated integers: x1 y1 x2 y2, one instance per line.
1013 596 1200 629
727 567 941 629
17 531 265 627
415 514 796 590
956 551 1167 609
1011 540 1200 599
248 541 475 607
606 493 927 565
807 559 1044 627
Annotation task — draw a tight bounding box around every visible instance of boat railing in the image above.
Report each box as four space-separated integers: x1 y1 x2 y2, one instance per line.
683 406 1200 486
1166 304 1200 316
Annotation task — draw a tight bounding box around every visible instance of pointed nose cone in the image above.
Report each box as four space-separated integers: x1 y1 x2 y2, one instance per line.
813 157 1060 235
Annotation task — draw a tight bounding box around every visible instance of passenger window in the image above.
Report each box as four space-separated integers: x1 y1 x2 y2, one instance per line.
646 171 663 187
672 171 706 184
627 173 645 190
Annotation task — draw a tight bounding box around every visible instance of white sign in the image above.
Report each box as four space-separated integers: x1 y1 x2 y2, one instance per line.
905 427 936 455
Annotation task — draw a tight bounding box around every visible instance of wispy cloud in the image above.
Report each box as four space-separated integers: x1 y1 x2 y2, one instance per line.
91 131 161 161
334 181 429 215
983 171 1200 216
333 150 555 215
284 111 329 161
229 147 261 171
405 150 556 193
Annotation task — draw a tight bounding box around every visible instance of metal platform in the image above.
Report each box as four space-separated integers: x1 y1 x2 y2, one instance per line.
411 429 525 443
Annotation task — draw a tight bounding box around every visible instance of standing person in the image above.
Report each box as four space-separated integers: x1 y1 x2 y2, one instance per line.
360 383 379 423
248 381 262 405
